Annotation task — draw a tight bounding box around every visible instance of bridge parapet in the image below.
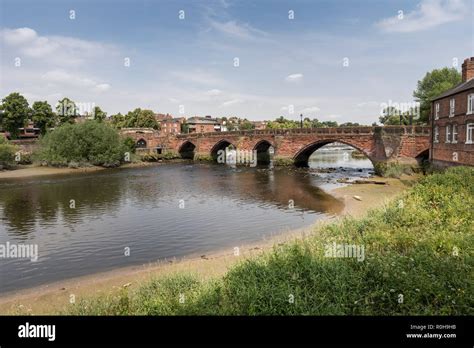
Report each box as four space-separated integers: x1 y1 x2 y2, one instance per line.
175 126 430 139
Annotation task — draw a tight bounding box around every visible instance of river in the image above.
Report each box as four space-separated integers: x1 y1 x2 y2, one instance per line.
0 146 372 293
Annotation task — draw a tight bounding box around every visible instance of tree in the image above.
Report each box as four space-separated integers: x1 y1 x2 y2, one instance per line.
0 92 30 139
38 120 127 167
413 67 461 123
56 97 78 125
123 108 160 129
239 119 255 130
32 101 55 135
110 113 125 128
93 106 107 122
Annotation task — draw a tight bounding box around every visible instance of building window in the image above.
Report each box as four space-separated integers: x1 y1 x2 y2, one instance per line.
445 124 451 143
452 124 458 143
435 103 440 120
466 123 474 144
468 94 474 115
434 126 439 143
449 98 455 117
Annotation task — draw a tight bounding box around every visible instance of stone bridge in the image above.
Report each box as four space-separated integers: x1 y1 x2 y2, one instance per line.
121 126 431 168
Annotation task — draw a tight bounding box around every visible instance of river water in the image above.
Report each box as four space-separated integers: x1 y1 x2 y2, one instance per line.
0 146 372 293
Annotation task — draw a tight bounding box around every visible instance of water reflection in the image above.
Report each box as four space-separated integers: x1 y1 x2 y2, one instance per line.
0 163 344 292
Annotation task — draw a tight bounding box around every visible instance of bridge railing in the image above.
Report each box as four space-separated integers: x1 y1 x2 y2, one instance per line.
175 125 430 138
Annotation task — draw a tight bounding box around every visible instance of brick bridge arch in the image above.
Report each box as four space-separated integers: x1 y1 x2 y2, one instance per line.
293 139 377 167
120 126 431 169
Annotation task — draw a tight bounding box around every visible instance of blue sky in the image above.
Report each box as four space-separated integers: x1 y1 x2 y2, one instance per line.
0 0 473 123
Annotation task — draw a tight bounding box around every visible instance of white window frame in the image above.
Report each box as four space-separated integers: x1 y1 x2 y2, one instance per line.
468 94 474 115
452 124 458 143
466 123 474 144
449 98 455 117
434 126 439 143
445 124 451 143
435 103 440 120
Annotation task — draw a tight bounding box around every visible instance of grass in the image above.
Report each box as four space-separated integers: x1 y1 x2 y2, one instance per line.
67 166 474 316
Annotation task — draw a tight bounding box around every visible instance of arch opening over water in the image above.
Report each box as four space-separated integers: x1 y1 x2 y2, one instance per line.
179 141 196 159
210 140 235 162
294 140 374 169
253 140 273 165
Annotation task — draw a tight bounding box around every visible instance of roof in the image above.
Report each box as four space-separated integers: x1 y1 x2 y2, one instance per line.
187 117 219 125
432 78 474 101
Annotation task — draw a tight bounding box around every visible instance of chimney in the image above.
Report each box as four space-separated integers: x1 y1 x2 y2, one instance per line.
462 57 474 82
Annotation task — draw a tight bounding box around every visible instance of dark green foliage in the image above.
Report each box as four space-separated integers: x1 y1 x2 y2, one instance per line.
37 121 127 167
0 92 30 139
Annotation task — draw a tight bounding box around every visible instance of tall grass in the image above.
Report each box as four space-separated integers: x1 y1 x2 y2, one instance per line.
68 166 473 315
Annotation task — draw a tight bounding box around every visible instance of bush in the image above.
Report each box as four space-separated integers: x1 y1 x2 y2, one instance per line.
0 136 18 169
123 137 136 154
36 121 127 167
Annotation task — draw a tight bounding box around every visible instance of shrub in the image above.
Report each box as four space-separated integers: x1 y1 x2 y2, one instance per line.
0 136 18 169
36 121 127 167
123 137 136 154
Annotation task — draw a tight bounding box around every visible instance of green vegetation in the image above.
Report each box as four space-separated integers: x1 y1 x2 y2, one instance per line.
374 161 417 178
32 101 56 135
413 67 461 124
0 92 30 139
66 167 474 316
56 97 79 125
0 136 18 169
36 121 128 167
110 108 160 130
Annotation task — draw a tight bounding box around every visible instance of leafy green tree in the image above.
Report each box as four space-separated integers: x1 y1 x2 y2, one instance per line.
123 108 160 129
123 137 136 153
320 121 338 127
37 121 127 167
181 122 189 133
93 106 107 122
110 113 125 128
0 92 30 139
239 119 255 130
56 97 78 125
32 101 55 135
413 67 461 123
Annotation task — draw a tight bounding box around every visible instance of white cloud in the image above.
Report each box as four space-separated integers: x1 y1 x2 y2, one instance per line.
41 69 110 92
356 101 380 108
300 106 320 113
171 70 224 86
0 27 118 66
205 89 222 96
220 98 243 107
209 20 268 41
285 73 303 82
94 84 111 92
376 0 467 33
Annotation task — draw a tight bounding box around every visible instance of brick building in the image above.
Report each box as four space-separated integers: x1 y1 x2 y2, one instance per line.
155 113 184 135
430 57 474 167
187 116 222 133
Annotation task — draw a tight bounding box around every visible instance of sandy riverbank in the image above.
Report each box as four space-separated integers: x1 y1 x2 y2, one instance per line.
0 162 160 180
0 174 420 315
